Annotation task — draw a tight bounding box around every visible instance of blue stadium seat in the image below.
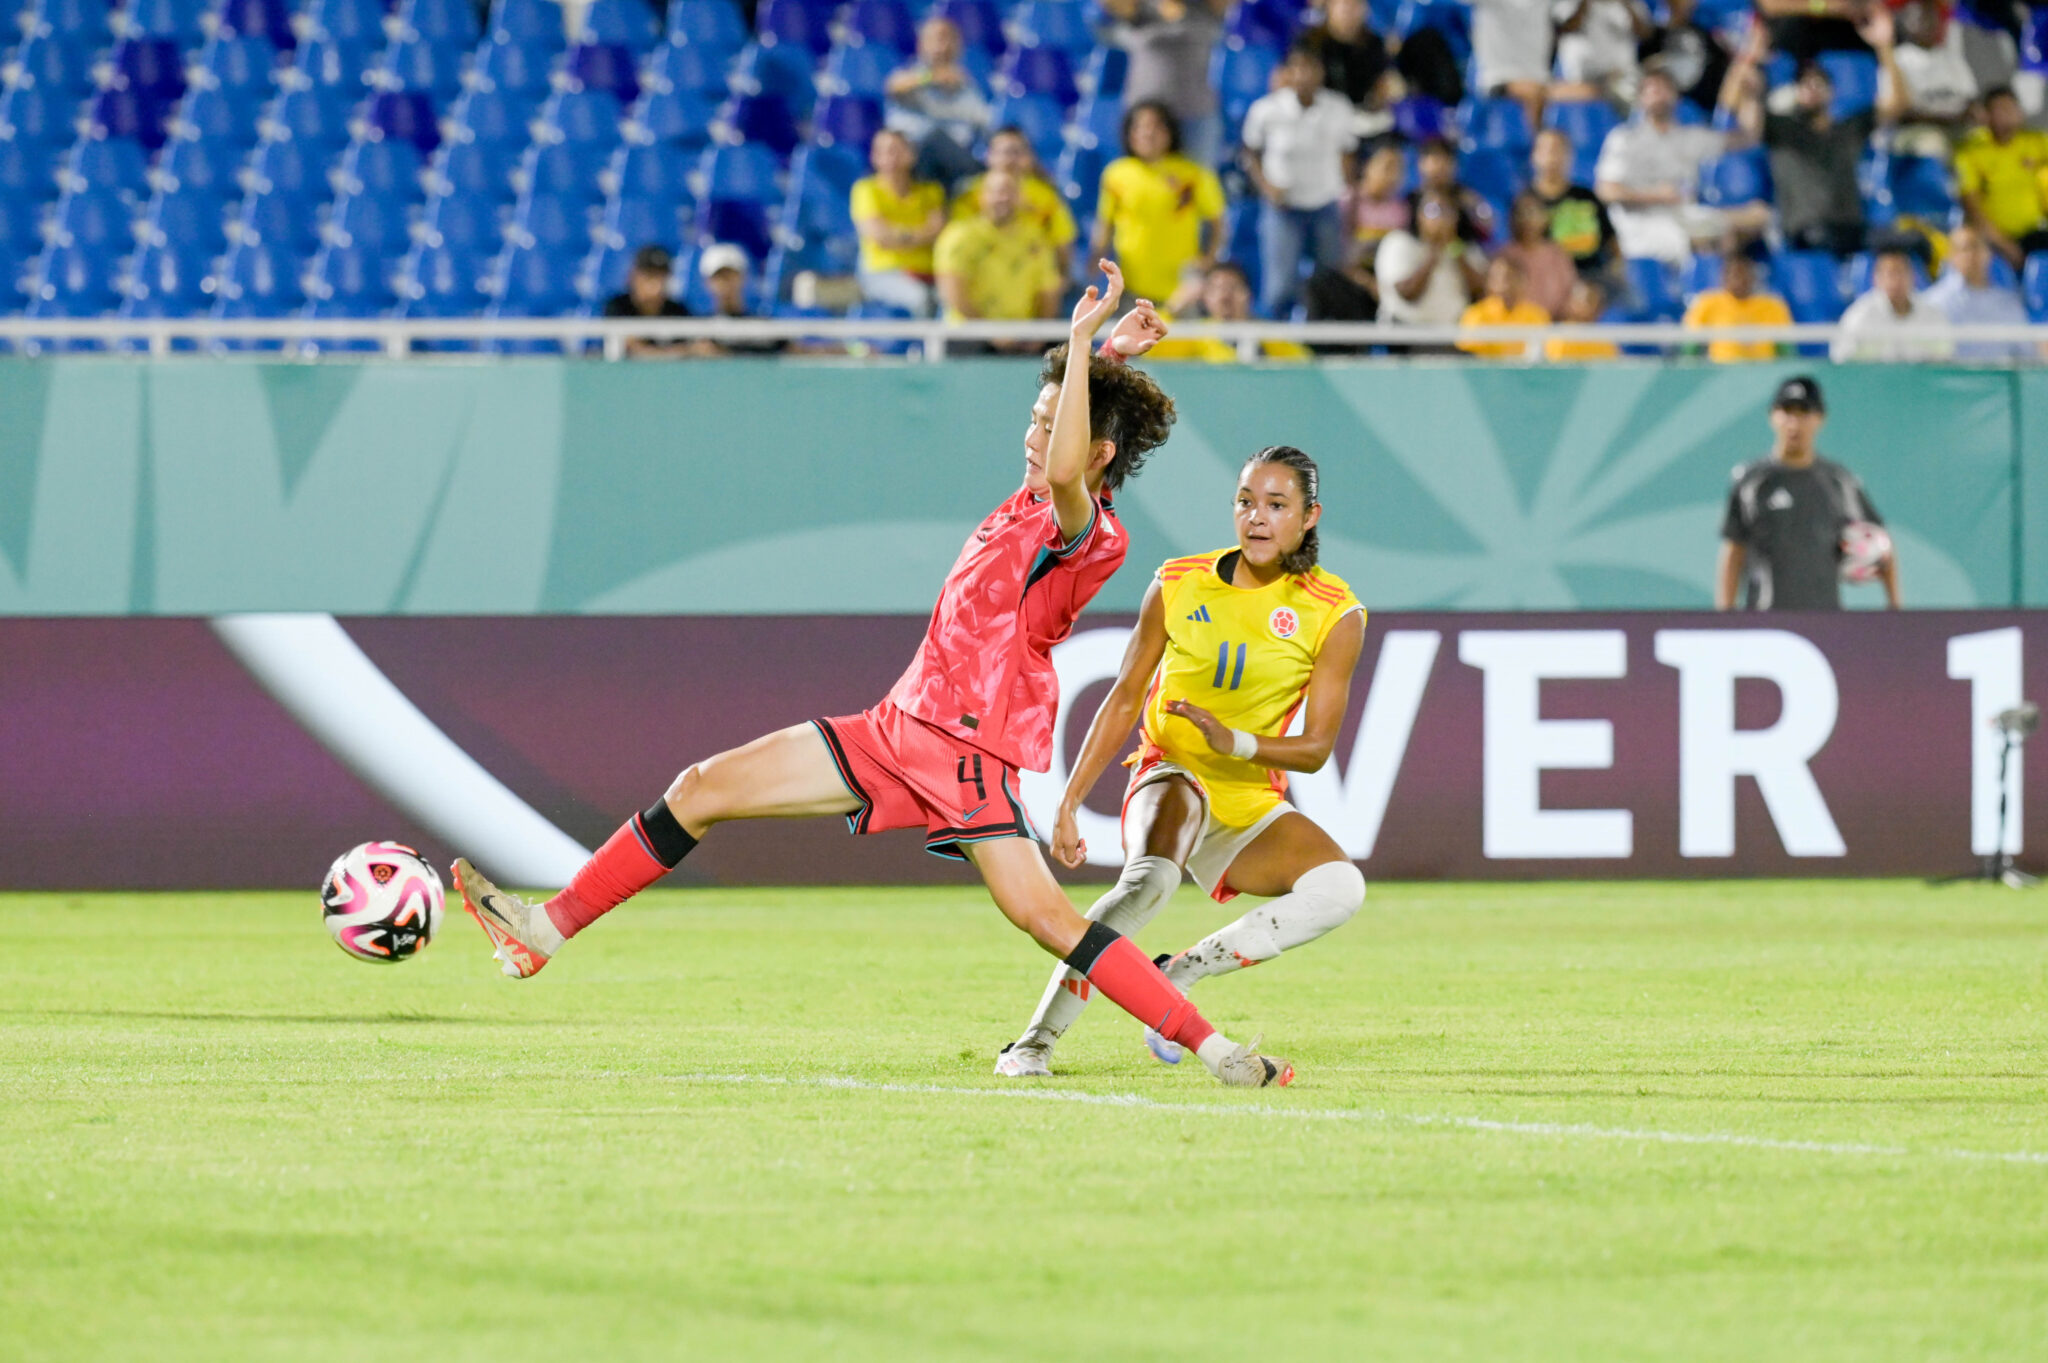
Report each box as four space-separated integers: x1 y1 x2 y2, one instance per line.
719 90 802 154
1009 0 1093 53
8 33 95 94
21 0 114 42
246 135 322 195
216 0 295 46
811 93 881 151
567 41 642 102
376 36 467 102
87 87 173 148
63 134 149 199
1457 146 1520 212
1543 100 1618 185
584 0 662 52
593 195 686 272
489 238 581 313
490 0 568 50
52 186 133 247
337 136 424 196
262 84 354 150
822 40 902 100
308 239 393 304
0 194 44 257
428 136 520 198
418 187 501 249
446 87 537 150
1226 0 1295 48
32 236 124 305
1212 42 1276 124
988 92 1062 163
731 40 818 117
998 42 1076 105
757 0 833 55
1887 154 1955 220
194 35 281 104
291 36 379 91
0 133 61 200
2022 253 2048 321
1624 255 1681 320
169 85 262 146
926 0 1004 51
1080 43 1124 98
631 85 718 146
847 297 918 353
700 197 772 259
1700 148 1770 206
511 186 591 249
119 0 208 45
302 0 386 47
1068 90 1120 151
399 239 488 313
790 139 863 200
236 184 322 249
1678 251 1721 298
519 139 607 201
1818 51 1878 119
1773 249 1846 322
608 138 691 201
645 39 736 99
328 188 414 248
1391 94 1448 144
0 84 76 144
108 37 186 99
152 133 237 200
1217 194 1259 297
397 0 481 49
126 236 214 308
215 237 304 303
364 90 441 151
668 0 748 52
540 87 626 146
1462 94 1532 154
1054 136 1106 210
141 184 229 255
470 34 553 99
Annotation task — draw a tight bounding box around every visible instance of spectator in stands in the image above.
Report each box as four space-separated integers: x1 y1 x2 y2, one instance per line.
1725 14 1903 258
1471 0 1554 128
1884 0 1978 157
1831 244 1951 359
693 243 791 357
1499 191 1578 316
1529 128 1617 279
934 169 1062 350
884 15 992 189
1923 221 2041 360
1682 238 1792 361
1637 0 1731 119
1414 136 1497 245
1544 277 1622 358
1241 44 1360 317
1303 144 1411 323
1297 0 1398 137
1099 0 1228 170
1377 187 1485 332
1149 261 1313 360
950 126 1079 280
1552 0 1654 107
1955 86 2048 269
603 245 693 359
1718 375 1900 611
1595 61 1766 263
852 129 947 317
1457 256 1550 357
1755 0 1876 64
1093 101 1227 313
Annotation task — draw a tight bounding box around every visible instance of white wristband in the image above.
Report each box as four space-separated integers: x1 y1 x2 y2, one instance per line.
1229 729 1259 761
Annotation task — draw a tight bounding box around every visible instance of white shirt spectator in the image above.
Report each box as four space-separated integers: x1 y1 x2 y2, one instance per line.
1554 0 1641 90
1923 270 2033 360
1595 119 1728 261
1242 87 1359 210
1375 231 1476 323
1472 0 1554 89
1884 22 1977 122
1829 288 1953 360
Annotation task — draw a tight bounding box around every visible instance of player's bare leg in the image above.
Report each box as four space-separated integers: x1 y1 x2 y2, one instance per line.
996 777 1203 1076
454 725 856 978
1140 814 1364 1057
967 835 1292 1088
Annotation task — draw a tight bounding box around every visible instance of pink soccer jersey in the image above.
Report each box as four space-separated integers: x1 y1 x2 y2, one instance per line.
887 487 1127 772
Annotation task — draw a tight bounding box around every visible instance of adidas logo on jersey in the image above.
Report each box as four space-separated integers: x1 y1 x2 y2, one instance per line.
1186 605 1212 622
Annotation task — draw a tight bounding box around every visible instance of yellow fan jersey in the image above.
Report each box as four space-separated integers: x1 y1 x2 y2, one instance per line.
1133 549 1365 827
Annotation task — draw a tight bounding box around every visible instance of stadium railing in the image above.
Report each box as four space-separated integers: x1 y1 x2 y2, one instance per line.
1 318 2045 361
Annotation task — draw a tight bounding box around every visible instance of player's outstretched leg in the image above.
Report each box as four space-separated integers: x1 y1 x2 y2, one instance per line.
995 776 1203 1076
453 724 858 978
969 836 1293 1087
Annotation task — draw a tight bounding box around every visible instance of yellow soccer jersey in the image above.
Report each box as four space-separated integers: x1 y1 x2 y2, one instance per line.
1134 549 1365 827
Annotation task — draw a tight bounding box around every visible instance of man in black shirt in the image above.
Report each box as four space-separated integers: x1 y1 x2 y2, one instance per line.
1529 127 1615 279
602 244 692 358
1717 375 1901 611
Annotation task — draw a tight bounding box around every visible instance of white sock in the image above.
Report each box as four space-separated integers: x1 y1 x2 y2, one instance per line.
1173 861 1365 986
1015 855 1181 1050
1195 1032 1238 1075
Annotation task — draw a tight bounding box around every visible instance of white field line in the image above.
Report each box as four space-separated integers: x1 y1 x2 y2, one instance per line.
663 1072 2048 1168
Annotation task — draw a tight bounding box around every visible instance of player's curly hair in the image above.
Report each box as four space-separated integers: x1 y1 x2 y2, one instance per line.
1039 344 1177 494
1244 445 1321 574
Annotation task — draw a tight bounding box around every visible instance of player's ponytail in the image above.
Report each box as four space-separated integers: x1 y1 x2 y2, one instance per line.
1244 445 1320 574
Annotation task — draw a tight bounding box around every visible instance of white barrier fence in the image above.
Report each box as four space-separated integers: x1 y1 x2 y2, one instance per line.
0 315 2044 361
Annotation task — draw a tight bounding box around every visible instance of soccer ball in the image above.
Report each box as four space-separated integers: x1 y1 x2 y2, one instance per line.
1839 520 1892 584
319 842 445 963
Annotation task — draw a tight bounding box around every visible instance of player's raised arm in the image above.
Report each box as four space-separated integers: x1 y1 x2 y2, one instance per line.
1165 608 1366 773
1049 578 1171 868
1045 261 1125 541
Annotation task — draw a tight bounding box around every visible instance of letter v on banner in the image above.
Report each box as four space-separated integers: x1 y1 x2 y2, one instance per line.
1290 631 1440 858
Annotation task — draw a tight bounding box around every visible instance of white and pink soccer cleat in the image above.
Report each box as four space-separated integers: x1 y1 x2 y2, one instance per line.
451 858 557 979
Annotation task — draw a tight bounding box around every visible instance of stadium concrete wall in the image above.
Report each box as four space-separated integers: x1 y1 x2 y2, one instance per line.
1 613 2037 888
0 358 2040 614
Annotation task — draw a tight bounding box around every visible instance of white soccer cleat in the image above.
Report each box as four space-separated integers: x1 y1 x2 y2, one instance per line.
993 1039 1053 1077
1143 1027 1184 1064
1215 1037 1294 1089
451 857 554 979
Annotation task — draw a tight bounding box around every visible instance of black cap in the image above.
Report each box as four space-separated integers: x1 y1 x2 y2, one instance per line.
632 244 673 274
1772 375 1825 413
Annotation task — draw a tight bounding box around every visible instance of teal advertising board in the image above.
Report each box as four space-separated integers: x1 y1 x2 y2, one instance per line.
0 358 2029 614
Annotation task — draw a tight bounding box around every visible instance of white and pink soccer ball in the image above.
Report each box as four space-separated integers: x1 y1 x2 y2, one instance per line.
319 841 445 963
1839 520 1893 584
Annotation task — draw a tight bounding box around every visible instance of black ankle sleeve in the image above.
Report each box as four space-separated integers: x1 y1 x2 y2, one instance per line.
1063 921 1121 975
635 800 699 868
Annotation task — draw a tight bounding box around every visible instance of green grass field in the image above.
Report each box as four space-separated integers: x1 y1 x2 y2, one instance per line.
4 881 2045 1361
